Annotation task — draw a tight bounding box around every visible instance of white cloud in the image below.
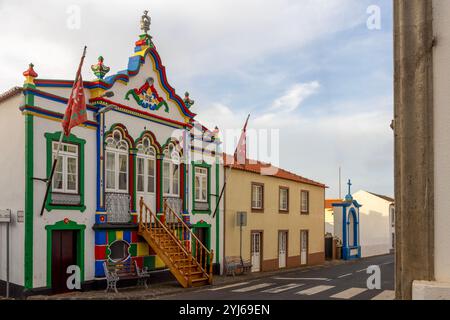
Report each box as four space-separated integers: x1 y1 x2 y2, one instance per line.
0 0 367 92
271 81 320 112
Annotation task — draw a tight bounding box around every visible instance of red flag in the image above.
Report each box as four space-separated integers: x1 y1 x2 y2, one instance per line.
62 75 87 136
234 114 250 165
62 47 87 137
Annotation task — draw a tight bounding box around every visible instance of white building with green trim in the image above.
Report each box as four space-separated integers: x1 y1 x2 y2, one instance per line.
0 14 223 297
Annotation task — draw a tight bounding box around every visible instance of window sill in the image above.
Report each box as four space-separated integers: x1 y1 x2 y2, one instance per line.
106 190 129 194
279 210 289 214
46 204 86 212
301 212 310 215
251 208 264 213
192 209 212 215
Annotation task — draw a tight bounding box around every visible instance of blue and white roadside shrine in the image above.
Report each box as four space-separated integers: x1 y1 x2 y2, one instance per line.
332 180 362 260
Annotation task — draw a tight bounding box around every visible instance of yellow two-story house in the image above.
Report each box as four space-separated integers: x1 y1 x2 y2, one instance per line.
223 155 327 272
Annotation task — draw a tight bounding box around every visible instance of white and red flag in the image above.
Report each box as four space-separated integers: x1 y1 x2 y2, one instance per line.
234 114 250 165
212 114 250 219
62 47 88 136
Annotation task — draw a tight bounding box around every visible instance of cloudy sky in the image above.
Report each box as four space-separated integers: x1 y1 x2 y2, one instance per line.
0 0 393 198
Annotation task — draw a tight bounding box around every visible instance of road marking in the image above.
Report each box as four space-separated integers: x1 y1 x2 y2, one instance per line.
296 285 335 296
330 287 367 299
371 290 395 300
273 277 331 282
356 269 366 273
337 273 352 279
208 282 251 291
232 283 274 293
262 283 304 293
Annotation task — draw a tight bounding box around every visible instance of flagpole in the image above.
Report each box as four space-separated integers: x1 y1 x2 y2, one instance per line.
212 114 250 219
39 46 87 216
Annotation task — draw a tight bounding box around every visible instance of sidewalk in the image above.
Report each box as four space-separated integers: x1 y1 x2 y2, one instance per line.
27 259 354 300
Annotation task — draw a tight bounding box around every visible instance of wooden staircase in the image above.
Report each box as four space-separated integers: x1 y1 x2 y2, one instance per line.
138 197 214 288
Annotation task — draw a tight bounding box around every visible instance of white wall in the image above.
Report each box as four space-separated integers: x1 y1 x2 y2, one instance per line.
352 191 392 258
0 95 25 285
31 116 97 288
433 0 450 283
325 208 334 235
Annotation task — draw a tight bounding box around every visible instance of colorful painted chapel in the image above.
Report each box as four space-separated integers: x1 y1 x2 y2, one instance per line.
332 180 362 260
0 11 223 297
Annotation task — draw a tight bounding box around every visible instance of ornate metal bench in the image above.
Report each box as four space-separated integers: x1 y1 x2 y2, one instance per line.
224 256 252 277
103 260 151 293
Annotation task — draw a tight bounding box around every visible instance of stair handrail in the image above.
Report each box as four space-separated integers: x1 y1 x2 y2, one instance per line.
163 200 214 281
139 198 194 271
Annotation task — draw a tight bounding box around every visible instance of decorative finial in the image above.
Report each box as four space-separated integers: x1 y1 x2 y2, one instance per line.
184 92 195 108
140 10 151 35
91 56 110 80
212 126 220 140
345 179 353 202
23 63 38 86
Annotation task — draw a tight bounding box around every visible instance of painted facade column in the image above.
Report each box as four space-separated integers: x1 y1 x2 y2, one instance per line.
23 63 38 290
156 155 163 213
180 162 186 212
129 149 137 213
24 114 34 290
95 112 107 224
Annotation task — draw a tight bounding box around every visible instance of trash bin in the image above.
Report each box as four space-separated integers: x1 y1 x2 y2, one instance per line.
336 245 342 260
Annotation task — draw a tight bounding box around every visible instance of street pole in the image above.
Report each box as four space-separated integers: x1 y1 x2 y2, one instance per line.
240 223 243 265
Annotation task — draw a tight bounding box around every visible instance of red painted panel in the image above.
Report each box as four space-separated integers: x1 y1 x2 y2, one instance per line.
133 256 144 268
95 245 107 260
156 158 161 213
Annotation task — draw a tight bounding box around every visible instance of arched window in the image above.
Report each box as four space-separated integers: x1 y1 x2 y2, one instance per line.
105 130 129 193
108 240 130 263
163 143 180 197
136 137 156 194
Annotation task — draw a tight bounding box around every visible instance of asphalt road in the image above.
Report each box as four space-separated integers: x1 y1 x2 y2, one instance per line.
164 254 394 300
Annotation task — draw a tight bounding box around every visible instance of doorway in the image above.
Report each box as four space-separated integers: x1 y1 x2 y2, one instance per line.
278 231 288 269
251 232 262 272
194 227 209 264
300 230 309 265
51 230 78 294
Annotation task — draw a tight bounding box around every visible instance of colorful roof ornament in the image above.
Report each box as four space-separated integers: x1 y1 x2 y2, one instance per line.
23 63 38 86
91 56 110 80
135 10 154 50
140 10 151 35
184 92 195 108
345 179 354 202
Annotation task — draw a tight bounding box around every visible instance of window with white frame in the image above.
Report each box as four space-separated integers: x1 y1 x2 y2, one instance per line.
105 130 129 193
279 187 289 212
301 190 309 214
194 167 208 202
251 183 263 210
52 141 79 194
136 137 156 194
163 144 180 197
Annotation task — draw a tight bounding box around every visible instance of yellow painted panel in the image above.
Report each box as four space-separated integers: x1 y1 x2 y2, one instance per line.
155 256 166 268
116 231 123 240
137 242 149 257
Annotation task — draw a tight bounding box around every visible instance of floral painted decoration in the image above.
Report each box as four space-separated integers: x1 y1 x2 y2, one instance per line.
125 77 169 112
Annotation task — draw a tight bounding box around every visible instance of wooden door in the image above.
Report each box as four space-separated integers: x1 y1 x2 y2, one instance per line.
301 230 309 265
251 232 261 272
194 227 208 264
52 230 77 294
278 231 287 268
